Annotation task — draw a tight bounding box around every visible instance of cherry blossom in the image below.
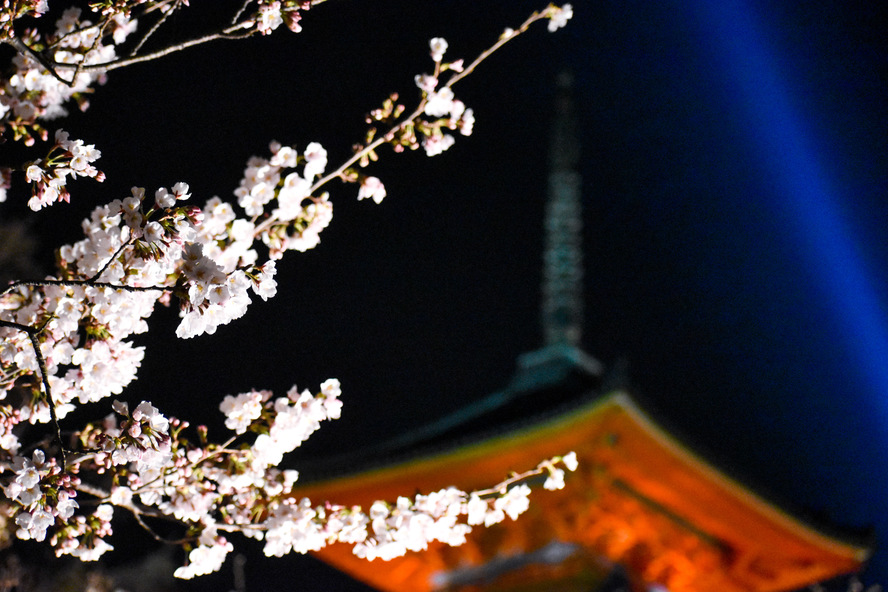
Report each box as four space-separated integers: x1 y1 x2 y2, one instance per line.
422 133 456 157
220 390 267 434
357 176 387 204
424 87 457 118
0 2 578 581
429 37 449 62
547 3 574 32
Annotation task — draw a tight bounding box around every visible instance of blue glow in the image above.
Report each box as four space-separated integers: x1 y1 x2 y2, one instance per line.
688 1 888 417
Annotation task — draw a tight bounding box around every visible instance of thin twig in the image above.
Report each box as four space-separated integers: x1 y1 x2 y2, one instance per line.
132 511 193 545
88 236 135 283
76 481 191 543
0 234 132 299
254 10 545 238
73 481 111 501
6 0 329 85
46 22 104 52
8 0 334 81
122 436 240 502
473 466 547 498
0 319 68 470
43 21 256 74
67 18 114 85
44 0 177 52
445 10 547 89
3 20 254 87
2 278 171 299
131 0 181 56
232 0 255 25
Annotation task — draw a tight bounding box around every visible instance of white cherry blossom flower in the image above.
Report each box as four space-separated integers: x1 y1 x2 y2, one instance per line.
466 494 488 526
495 484 531 520
414 73 438 93
424 86 456 117
220 391 265 434
429 37 448 62
547 4 573 32
543 467 565 490
357 176 386 204
422 134 455 157
15 508 54 541
132 401 169 433
562 451 579 471
143 221 164 244
459 108 475 135
174 537 233 579
302 142 328 179
155 187 176 208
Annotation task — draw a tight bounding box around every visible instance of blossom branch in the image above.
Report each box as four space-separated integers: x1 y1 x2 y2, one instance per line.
446 9 547 89
1 278 170 297
130 0 182 56
49 21 255 75
75 481 186 543
66 17 114 85
3 36 73 86
0 2 577 580
88 236 135 282
0 319 67 469
4 0 327 82
254 4 560 237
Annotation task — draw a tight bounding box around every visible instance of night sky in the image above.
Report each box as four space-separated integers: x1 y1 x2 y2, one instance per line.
4 0 888 590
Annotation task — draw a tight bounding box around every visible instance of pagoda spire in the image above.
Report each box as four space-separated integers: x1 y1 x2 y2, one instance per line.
510 69 601 390
542 70 584 347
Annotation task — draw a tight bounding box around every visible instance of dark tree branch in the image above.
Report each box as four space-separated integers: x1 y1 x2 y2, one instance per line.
0 319 66 469
67 17 114 86
3 37 73 85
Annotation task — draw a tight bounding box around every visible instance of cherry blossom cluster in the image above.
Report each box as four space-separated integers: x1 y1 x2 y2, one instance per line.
1 382 340 569
0 371 579 578
251 0 312 35
233 140 334 258
0 0 48 42
3 449 80 542
348 452 578 562
0 2 577 581
0 148 329 450
0 1 324 150
346 3 573 174
359 37 474 161
0 146 561 577
25 129 105 210
88 399 172 472
169 381 578 576
0 7 137 145
411 38 475 157
5 8 574 422
546 4 573 32
52 503 115 561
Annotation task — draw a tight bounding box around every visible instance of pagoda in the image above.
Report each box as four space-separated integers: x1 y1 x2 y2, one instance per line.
291 74 870 592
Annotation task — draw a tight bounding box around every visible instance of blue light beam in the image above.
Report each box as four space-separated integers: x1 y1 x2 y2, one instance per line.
688 0 888 420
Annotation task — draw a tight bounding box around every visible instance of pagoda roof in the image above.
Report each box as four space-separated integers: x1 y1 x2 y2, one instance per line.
292 349 870 592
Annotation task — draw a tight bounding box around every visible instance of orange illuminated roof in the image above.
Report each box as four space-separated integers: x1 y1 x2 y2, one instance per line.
292 391 869 592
